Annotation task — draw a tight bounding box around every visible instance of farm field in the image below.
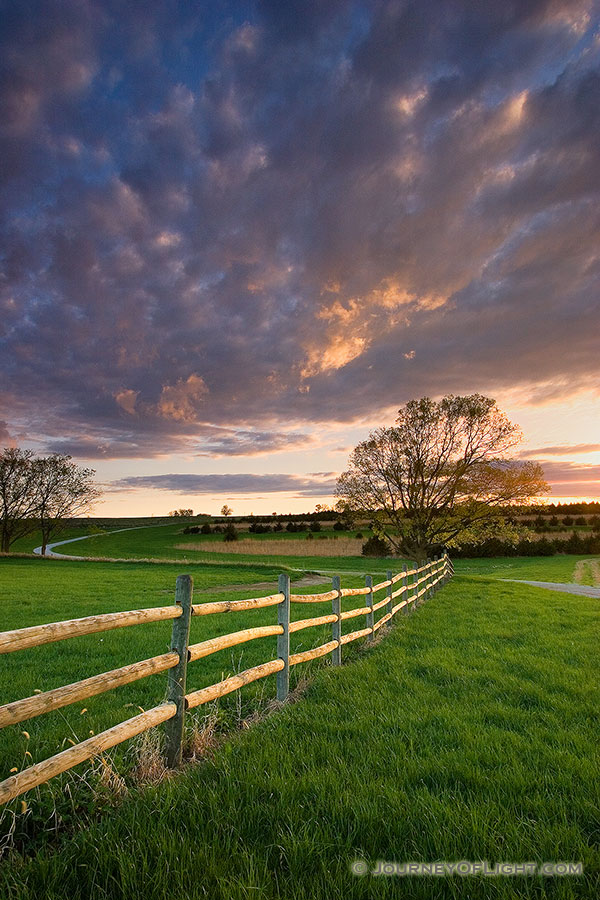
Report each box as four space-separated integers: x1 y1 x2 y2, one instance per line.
0 573 597 898
452 555 600 584
30 521 600 585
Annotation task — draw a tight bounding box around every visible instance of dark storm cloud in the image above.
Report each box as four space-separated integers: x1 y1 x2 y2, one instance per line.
114 472 338 497
1 0 599 455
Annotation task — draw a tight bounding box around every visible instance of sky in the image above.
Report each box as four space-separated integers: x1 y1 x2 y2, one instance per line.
1 0 599 517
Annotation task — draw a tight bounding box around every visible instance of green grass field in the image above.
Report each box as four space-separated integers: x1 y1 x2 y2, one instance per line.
0 573 598 899
452 555 594 582
0 556 359 783
1 525 599 897
14 521 600 585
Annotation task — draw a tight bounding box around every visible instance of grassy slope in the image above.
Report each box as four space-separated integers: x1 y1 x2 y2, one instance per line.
51 524 600 585
0 557 383 783
0 576 598 899
49 524 376 568
452 556 587 582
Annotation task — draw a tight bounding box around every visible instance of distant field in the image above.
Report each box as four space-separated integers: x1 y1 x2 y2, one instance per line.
51 524 372 561
25 522 600 585
176 537 368 556
0 574 597 899
453 555 600 584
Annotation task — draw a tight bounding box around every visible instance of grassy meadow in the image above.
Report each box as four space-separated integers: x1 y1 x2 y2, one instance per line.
0 572 597 898
14 520 600 583
0 524 598 897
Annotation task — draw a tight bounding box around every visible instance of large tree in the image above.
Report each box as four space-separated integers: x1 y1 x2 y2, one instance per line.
0 448 101 554
0 448 39 552
335 395 549 563
33 454 101 555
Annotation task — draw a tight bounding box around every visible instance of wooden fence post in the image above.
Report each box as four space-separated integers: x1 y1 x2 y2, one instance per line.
411 564 419 610
332 575 341 665
165 574 193 768
401 564 409 615
277 573 290 701
365 575 374 640
445 553 453 583
386 570 393 619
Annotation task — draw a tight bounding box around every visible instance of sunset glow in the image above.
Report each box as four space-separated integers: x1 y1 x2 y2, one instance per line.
1 2 599 516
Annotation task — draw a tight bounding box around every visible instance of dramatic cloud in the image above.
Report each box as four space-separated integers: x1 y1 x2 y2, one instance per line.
520 444 600 457
114 472 338 497
535 461 600 483
46 426 313 458
528 460 600 498
1 0 599 464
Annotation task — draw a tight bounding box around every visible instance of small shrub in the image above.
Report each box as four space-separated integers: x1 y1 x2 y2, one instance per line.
200 523 212 535
333 521 346 531
562 516 574 527
223 523 238 542
355 532 363 539
361 535 390 557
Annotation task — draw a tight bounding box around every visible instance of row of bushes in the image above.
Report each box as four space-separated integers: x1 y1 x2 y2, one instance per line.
452 531 600 558
520 515 600 530
183 521 341 536
361 531 600 559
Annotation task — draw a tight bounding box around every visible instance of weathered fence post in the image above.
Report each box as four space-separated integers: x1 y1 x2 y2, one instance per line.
332 575 341 666
386 570 393 619
365 575 374 640
401 564 409 615
277 573 290 701
445 553 453 583
425 558 432 603
429 557 436 599
165 574 193 768
411 563 419 610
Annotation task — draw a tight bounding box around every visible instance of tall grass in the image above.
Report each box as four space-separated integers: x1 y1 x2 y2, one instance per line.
176 537 367 556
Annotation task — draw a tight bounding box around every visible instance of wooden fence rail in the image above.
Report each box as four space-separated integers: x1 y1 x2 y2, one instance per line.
0 555 453 804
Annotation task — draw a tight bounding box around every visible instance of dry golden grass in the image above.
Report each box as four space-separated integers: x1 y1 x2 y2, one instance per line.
175 538 367 557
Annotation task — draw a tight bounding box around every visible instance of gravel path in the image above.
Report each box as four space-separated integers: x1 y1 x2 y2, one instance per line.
500 579 600 598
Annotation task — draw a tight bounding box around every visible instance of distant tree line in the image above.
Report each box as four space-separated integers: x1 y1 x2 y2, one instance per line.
451 530 600 558
0 448 101 554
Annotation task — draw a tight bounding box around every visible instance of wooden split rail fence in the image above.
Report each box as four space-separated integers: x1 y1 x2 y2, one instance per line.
0 554 453 804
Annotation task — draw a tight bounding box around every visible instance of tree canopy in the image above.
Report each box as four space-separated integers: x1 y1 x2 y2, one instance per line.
0 448 101 553
335 395 549 562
